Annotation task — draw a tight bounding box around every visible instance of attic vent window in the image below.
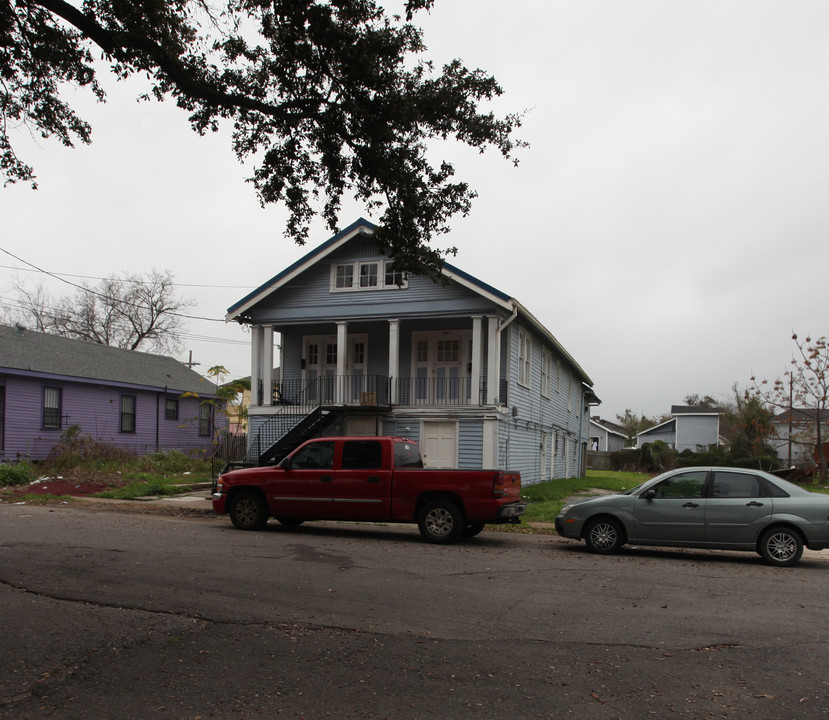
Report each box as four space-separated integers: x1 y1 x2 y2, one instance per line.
331 260 408 293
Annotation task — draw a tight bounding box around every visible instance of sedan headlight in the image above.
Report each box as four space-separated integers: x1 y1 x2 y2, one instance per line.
559 504 573 515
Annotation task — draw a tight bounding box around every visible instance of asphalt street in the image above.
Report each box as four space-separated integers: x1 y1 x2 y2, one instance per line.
0 501 827 719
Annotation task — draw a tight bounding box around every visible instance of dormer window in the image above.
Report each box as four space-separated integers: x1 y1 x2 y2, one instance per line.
331 260 408 292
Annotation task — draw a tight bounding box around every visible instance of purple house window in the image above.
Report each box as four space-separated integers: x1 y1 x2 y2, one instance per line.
120 395 136 433
43 386 62 429
198 404 212 436
165 398 179 420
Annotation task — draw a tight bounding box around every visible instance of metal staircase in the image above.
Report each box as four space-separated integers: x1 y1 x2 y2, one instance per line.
247 404 343 466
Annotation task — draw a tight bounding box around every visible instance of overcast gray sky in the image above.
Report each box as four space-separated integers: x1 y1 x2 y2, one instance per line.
2 0 828 421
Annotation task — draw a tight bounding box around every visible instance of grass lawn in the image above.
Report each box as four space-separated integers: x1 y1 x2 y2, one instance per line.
522 469 650 524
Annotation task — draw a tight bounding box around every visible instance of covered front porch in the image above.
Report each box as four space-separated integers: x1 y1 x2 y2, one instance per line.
246 314 514 411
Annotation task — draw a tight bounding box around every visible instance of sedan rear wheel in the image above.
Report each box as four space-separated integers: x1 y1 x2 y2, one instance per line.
759 526 803 566
584 517 624 554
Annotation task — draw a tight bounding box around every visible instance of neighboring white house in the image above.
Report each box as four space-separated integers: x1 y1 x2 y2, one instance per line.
769 409 829 467
636 405 721 452
588 416 628 452
226 218 599 483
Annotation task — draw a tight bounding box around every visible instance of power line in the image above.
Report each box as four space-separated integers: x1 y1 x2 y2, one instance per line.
0 263 253 289
0 246 226 322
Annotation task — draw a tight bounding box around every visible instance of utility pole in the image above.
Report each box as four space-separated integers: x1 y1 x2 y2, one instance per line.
184 351 201 370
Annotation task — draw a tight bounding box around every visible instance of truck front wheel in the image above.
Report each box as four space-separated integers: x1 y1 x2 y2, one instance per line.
229 490 269 531
418 500 464 544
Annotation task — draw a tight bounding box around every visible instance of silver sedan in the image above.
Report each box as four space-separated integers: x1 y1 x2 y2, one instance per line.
554 466 829 566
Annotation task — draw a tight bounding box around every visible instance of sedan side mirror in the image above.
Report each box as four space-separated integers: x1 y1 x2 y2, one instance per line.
642 488 656 500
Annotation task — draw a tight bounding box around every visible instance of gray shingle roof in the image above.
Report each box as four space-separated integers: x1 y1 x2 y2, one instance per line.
0 324 217 396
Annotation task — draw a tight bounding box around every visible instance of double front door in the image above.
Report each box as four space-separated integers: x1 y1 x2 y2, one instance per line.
303 334 367 403
412 330 472 404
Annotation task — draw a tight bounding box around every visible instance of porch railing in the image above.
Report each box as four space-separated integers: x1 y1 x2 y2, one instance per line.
261 376 506 408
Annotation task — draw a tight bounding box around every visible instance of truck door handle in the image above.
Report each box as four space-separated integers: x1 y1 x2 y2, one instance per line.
683 502 700 508
366 476 380 483
320 476 333 482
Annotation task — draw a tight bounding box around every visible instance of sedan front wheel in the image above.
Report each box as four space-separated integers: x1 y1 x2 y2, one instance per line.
583 517 625 554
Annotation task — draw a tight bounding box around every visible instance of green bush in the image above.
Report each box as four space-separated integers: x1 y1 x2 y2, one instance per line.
0 462 38 487
141 449 205 474
46 425 135 472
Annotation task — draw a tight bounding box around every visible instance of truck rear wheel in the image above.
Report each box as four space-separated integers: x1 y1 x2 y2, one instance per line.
418 500 464 544
229 490 269 531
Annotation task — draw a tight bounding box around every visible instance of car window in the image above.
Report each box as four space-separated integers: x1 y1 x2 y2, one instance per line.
290 441 335 469
394 440 424 468
342 440 384 469
711 471 761 498
651 471 707 499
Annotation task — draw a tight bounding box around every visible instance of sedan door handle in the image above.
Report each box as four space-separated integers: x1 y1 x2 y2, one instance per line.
746 501 764 507
682 502 700 508
320 476 333 483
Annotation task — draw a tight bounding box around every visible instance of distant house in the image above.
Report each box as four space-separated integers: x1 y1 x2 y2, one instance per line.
636 405 721 452
226 218 598 483
0 324 224 461
588 416 628 452
770 409 829 466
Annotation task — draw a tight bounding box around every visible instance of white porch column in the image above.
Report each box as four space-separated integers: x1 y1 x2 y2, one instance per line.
336 321 347 404
487 316 499 405
263 326 274 406
470 316 482 405
388 319 400 405
250 326 263 407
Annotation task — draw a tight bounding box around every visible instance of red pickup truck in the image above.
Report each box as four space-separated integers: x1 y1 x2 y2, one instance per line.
212 436 526 543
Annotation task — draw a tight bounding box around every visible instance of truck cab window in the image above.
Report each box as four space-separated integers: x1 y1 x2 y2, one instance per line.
342 440 383 469
290 441 335 469
394 441 424 468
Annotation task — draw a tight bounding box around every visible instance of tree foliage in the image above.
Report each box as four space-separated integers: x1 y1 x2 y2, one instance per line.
615 408 659 445
1 0 524 276
3 269 193 352
750 333 829 482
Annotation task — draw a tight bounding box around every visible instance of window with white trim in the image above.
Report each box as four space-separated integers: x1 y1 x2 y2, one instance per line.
43 386 62 429
120 395 136 433
359 262 378 288
541 348 552 398
518 327 532 388
384 261 408 287
331 261 408 292
334 264 354 289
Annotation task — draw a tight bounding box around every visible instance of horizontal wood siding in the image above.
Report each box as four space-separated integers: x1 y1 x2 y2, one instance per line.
458 419 483 468
1 375 217 461
248 237 495 325
675 415 719 451
502 324 587 484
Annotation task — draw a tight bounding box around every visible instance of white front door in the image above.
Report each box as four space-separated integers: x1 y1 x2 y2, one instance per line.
411 331 471 404
304 335 337 403
347 335 368 403
420 421 458 468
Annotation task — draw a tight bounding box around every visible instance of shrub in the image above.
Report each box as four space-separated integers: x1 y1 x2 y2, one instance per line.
46 425 135 471
0 462 37 487
142 450 194 474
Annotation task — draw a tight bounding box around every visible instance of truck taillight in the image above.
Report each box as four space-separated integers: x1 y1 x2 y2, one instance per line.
493 474 505 497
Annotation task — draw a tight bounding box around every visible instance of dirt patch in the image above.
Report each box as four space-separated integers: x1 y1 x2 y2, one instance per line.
10 478 112 497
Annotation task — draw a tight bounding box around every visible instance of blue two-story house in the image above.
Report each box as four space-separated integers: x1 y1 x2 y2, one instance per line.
227 219 598 484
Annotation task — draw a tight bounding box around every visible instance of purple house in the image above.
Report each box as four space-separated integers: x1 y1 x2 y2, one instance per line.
0 324 223 461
